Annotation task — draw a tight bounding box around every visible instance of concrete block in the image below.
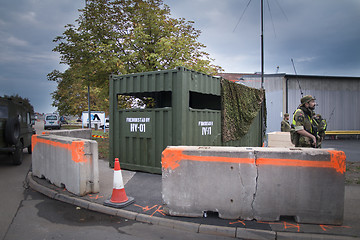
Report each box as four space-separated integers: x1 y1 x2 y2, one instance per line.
236 228 276 240
198 225 236 238
276 232 359 240
162 146 257 220
88 203 118 216
32 134 99 196
267 132 294 148
252 147 345 225
73 198 90 210
28 174 57 199
41 129 92 140
116 209 138 220
136 214 160 225
54 194 75 205
157 218 200 233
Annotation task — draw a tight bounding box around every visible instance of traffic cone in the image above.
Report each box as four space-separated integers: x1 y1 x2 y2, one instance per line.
104 158 134 208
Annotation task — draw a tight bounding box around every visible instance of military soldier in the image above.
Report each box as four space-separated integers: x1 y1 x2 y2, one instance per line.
291 95 317 147
312 114 327 148
281 113 291 132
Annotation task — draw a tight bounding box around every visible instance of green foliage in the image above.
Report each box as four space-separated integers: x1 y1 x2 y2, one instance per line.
221 79 266 142
48 67 109 117
49 0 222 116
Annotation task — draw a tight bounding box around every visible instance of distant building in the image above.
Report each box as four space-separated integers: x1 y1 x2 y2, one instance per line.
218 73 360 133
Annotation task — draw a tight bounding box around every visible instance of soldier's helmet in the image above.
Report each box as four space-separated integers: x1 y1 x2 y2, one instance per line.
301 95 316 105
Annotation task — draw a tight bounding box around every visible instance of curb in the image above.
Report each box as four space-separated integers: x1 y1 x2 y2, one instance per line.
27 172 360 240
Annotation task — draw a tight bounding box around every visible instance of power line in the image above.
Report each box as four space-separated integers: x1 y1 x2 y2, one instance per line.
274 0 288 21
266 0 276 37
291 58 304 97
233 0 253 32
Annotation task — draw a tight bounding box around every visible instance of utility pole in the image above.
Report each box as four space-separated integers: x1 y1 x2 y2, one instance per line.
85 0 91 129
261 0 264 89
260 0 265 146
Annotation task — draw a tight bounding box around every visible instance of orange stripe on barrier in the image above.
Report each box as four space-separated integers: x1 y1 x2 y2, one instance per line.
162 148 346 174
328 150 346 174
32 135 87 163
257 150 346 174
162 148 254 170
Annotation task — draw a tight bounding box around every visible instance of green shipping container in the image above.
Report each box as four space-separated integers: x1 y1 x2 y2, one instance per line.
109 67 264 173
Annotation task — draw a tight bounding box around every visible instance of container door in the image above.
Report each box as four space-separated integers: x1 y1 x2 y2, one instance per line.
116 108 172 174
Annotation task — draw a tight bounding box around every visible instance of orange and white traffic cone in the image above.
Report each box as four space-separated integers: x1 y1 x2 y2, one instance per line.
104 158 134 208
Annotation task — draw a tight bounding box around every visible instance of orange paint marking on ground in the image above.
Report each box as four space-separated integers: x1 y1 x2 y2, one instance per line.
229 220 246 226
134 204 158 212
89 194 103 200
162 148 346 174
161 148 254 170
150 205 166 217
283 222 300 232
32 135 87 163
320 224 351 231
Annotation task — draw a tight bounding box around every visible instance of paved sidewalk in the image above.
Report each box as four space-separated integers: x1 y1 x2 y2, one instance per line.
28 159 360 240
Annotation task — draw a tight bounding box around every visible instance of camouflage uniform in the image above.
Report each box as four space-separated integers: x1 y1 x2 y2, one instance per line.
291 95 318 147
292 107 315 147
312 114 327 148
281 113 291 132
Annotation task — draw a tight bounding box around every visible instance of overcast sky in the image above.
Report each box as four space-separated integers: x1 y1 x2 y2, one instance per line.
1 0 359 114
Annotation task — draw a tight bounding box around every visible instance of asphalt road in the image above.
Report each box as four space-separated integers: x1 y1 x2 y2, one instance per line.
0 152 32 240
0 121 233 240
322 139 360 162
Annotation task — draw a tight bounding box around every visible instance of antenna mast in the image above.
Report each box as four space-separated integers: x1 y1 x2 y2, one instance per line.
261 0 264 89
291 58 303 97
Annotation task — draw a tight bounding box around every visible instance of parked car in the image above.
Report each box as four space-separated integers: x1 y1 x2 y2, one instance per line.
0 96 35 165
60 116 68 124
44 113 61 130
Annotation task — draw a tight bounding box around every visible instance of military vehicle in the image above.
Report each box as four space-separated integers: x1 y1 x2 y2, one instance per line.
0 96 36 165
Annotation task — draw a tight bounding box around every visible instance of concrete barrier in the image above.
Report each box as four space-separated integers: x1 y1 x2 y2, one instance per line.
32 134 99 196
253 147 345 225
41 128 92 140
162 146 257 219
162 146 345 225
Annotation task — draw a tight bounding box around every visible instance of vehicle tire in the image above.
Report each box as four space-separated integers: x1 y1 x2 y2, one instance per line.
28 144 32 154
12 143 23 165
5 117 20 145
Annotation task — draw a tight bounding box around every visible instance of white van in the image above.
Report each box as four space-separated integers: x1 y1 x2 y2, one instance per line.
44 113 61 130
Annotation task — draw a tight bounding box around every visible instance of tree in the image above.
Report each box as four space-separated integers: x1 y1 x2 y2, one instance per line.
49 0 222 115
48 67 109 117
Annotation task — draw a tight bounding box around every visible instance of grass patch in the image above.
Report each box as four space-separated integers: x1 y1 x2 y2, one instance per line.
61 124 83 130
345 162 360 185
91 129 109 160
61 125 110 160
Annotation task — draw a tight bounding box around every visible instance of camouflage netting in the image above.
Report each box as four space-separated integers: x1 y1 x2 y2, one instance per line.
221 79 266 142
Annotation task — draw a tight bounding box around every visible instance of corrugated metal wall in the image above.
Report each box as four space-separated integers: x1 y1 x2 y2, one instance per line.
239 74 360 132
287 76 360 131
